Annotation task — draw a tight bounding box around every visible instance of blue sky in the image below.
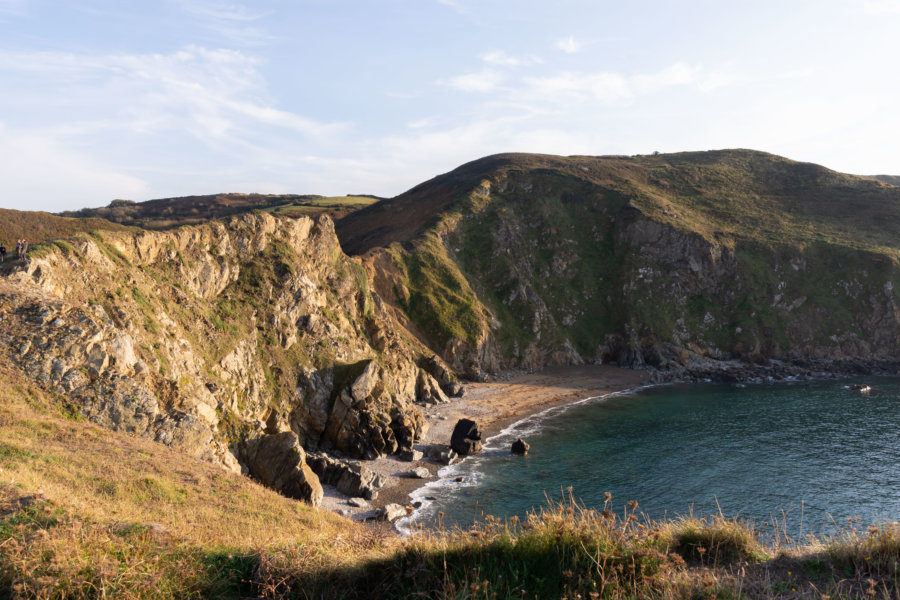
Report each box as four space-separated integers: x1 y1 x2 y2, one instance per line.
2 0 900 212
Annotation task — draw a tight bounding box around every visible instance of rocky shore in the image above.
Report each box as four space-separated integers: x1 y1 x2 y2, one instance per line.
317 364 647 526
320 358 900 531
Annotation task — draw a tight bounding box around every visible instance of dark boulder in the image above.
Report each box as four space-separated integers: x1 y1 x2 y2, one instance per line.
511 438 530 455
450 418 482 456
241 432 323 507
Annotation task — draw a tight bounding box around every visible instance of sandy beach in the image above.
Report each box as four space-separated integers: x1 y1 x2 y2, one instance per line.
320 364 648 525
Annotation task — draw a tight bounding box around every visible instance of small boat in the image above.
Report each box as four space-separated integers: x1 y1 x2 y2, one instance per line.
847 384 871 393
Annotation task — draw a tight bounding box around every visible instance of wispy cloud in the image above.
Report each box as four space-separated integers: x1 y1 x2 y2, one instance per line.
0 46 342 143
481 50 542 67
0 45 347 209
440 68 503 92
556 35 580 54
178 0 273 45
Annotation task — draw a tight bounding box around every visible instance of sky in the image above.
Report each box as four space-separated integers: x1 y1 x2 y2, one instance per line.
2 0 900 212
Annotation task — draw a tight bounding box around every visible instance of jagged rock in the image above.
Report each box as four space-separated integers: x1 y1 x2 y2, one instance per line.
399 449 423 462
350 360 383 403
290 366 334 448
305 452 382 499
407 467 431 479
241 432 324 507
352 509 381 522
378 503 409 522
439 449 459 465
450 418 482 456
511 438 530 455
347 497 370 508
420 356 463 397
416 369 449 404
390 411 427 452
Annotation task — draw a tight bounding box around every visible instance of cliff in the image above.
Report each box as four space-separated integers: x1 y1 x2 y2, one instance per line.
338 150 900 375
2 149 899 505
0 212 454 503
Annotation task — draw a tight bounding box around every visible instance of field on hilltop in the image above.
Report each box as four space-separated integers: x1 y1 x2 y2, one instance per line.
60 193 379 230
0 209 129 248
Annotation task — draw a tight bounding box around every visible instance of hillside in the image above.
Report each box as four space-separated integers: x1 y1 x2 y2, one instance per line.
3 361 899 599
337 150 900 375
0 212 466 510
60 193 379 230
0 208 128 248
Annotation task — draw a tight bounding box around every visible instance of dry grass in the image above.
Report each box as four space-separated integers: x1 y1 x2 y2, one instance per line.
0 364 397 599
2 365 899 598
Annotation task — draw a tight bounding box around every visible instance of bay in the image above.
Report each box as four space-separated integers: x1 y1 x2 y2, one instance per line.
404 377 900 534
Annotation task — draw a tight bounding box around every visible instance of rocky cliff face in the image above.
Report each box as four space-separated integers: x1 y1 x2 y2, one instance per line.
341 152 900 374
0 213 454 496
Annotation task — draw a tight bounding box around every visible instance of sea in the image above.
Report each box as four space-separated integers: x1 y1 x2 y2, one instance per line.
399 376 900 535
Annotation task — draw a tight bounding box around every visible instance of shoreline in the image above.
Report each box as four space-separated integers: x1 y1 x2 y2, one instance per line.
321 361 900 531
319 364 648 527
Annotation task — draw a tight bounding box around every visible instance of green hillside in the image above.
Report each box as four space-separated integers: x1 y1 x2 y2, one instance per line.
338 150 900 373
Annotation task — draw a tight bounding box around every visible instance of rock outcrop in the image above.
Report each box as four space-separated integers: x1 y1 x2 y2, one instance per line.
511 439 530 455
0 212 436 487
241 432 323 507
450 418 483 456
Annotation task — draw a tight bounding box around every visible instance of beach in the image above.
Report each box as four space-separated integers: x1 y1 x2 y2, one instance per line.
319 364 647 525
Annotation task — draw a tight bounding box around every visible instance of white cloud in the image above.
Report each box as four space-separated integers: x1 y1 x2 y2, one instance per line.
441 69 503 92
556 35 580 54
481 50 542 67
0 46 342 147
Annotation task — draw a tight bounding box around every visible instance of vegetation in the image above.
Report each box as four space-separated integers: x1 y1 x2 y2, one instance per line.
58 193 377 230
2 370 898 600
337 150 900 365
0 209 127 248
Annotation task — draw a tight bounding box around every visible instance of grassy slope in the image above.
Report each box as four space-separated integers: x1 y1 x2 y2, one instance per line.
337 150 900 362
2 364 898 599
0 209 128 248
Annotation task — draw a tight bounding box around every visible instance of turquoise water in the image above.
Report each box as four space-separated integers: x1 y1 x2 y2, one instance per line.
404 377 900 533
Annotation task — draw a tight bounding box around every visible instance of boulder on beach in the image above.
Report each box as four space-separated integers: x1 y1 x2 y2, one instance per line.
378 503 410 522
450 418 483 456
241 432 324 507
408 467 431 479
511 438 530 455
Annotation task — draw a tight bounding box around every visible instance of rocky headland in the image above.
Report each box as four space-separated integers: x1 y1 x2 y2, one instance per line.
1 149 898 523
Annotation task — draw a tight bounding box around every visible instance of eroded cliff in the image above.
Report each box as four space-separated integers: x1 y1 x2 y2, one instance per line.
0 213 456 502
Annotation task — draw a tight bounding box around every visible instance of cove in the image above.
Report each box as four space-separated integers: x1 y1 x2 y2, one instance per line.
405 376 900 533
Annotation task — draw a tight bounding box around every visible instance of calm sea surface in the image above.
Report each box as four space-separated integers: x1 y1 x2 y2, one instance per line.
403 377 900 533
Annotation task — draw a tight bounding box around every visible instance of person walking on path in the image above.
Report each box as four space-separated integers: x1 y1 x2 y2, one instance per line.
15 239 22 260
20 239 28 262
0 242 6 263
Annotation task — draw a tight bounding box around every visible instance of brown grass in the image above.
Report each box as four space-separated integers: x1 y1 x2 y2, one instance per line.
2 365 899 598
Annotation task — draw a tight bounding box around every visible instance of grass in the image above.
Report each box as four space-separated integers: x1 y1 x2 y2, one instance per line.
2 367 898 600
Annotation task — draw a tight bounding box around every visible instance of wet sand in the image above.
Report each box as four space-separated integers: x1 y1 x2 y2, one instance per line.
321 365 647 524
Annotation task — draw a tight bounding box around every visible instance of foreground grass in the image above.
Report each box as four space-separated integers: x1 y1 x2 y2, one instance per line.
2 364 898 598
